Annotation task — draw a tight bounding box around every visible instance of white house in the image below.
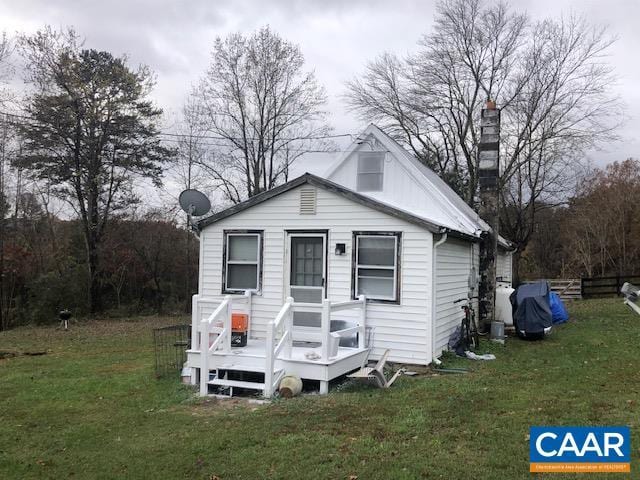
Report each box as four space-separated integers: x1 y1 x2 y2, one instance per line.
187 124 513 397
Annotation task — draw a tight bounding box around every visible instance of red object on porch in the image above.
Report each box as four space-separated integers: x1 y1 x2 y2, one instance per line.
231 313 248 332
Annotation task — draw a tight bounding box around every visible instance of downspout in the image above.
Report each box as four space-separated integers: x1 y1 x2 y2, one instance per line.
430 231 448 364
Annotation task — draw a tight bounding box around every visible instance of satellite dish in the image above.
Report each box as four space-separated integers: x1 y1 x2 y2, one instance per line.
179 189 211 217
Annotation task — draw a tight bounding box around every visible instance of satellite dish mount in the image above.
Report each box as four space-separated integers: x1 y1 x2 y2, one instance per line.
179 189 211 232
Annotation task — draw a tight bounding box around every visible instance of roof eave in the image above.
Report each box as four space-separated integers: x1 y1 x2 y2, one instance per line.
196 173 466 236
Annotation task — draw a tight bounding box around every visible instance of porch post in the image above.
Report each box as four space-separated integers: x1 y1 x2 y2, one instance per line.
245 290 252 339
358 295 366 349
190 294 199 385
321 299 331 361
199 319 209 396
191 294 199 354
224 297 232 353
265 322 274 398
285 297 294 358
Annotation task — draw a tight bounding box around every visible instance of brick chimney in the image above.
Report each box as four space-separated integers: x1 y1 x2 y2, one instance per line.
477 99 500 332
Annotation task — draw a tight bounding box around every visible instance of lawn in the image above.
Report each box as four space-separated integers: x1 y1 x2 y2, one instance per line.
1 299 639 479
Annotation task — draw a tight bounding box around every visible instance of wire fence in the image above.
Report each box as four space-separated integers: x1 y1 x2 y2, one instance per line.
153 324 191 378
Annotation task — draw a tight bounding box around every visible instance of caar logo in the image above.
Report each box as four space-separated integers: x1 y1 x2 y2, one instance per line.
530 426 630 473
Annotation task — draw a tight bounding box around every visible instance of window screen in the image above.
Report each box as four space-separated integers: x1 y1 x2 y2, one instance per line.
224 233 261 291
356 152 384 192
354 233 400 301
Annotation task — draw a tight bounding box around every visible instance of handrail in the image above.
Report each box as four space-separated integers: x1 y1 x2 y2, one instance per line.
273 300 293 329
265 297 294 398
330 299 363 311
321 294 367 360
273 331 291 357
192 291 253 396
199 295 232 396
291 302 323 312
192 292 252 352
331 326 360 337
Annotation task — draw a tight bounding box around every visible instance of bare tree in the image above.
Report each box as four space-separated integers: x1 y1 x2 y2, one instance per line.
171 99 212 310
0 34 15 330
563 160 640 277
193 26 330 203
345 0 622 279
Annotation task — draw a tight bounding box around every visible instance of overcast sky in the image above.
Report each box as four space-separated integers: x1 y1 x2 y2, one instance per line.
0 0 638 167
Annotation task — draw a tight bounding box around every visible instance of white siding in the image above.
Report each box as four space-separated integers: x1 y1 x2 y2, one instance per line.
434 238 474 356
433 243 512 357
497 250 513 284
198 185 434 365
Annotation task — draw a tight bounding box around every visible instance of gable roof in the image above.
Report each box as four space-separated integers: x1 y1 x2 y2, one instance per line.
370 125 490 231
197 173 477 241
325 124 484 235
323 124 512 248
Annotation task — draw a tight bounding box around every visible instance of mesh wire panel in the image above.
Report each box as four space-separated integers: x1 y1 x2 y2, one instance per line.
153 324 191 378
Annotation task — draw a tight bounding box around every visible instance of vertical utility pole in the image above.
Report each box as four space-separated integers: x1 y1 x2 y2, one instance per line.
477 100 500 333
184 130 194 313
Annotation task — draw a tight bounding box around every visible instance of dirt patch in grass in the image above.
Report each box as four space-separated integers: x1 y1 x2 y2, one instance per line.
186 396 267 415
0 350 48 360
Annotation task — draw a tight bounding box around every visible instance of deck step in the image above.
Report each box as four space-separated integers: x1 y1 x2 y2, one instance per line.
208 378 266 390
217 364 266 372
208 368 284 392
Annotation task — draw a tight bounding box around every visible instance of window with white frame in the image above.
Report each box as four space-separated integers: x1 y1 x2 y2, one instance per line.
356 152 384 192
223 231 262 292
353 233 400 302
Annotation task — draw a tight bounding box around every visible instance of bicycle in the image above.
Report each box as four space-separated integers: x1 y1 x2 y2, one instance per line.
453 297 480 350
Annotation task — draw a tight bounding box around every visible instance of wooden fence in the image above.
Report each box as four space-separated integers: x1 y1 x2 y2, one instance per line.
521 279 582 300
548 279 582 301
581 275 640 299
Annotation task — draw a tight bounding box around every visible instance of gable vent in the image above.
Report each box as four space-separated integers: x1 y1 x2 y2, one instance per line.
299 187 317 215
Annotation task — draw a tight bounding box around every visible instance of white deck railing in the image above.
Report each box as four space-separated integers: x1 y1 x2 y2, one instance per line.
192 292 366 398
193 291 252 396
264 296 294 398
321 295 367 360
263 294 367 397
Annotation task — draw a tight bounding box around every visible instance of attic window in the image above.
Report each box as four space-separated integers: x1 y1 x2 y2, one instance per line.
299 187 317 215
357 152 384 192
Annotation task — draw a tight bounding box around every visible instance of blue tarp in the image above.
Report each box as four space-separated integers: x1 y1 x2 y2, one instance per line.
549 292 569 324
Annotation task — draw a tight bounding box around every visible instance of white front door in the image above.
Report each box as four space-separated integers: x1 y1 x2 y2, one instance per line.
286 233 326 330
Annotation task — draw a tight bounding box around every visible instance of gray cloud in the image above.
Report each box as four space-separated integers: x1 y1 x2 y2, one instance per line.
0 0 637 164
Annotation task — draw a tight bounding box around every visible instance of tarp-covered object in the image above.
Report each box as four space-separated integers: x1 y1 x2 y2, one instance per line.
510 281 553 339
549 292 569 324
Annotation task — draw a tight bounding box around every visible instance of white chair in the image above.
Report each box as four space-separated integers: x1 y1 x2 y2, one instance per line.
621 282 640 316
347 349 404 388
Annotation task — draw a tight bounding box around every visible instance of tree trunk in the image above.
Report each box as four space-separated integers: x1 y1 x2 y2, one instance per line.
512 250 522 287
87 236 102 314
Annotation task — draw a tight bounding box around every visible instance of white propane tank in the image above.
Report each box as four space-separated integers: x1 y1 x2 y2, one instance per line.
495 282 515 325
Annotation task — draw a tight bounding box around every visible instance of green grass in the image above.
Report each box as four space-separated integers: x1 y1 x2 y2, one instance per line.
1 299 639 479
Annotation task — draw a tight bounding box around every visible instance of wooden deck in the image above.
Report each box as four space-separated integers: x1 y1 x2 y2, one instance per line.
189 293 370 397
187 339 369 396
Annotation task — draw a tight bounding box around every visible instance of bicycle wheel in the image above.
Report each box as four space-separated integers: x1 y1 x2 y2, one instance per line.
469 312 480 350
462 317 472 350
